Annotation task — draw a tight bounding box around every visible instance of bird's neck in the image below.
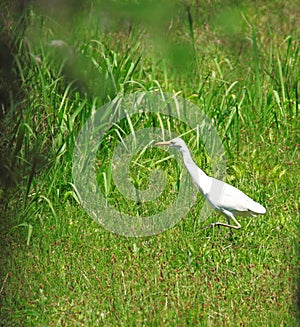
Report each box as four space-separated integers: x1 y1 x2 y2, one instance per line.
180 147 195 166
180 148 209 194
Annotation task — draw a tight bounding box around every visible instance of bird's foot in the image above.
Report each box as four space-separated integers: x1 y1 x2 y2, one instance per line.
202 223 235 239
202 223 218 230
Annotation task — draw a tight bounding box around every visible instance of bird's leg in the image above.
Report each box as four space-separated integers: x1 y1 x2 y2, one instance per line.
202 212 241 230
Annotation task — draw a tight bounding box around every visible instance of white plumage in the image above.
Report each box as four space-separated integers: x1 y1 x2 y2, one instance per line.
155 137 266 230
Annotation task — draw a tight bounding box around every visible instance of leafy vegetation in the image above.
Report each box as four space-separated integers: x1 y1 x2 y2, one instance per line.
0 1 299 326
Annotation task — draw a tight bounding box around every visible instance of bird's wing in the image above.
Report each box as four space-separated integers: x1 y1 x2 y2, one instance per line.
206 178 265 215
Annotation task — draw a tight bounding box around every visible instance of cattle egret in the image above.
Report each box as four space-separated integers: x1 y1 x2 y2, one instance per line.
155 137 266 230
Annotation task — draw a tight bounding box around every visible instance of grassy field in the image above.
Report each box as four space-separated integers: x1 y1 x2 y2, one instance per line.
1 1 299 326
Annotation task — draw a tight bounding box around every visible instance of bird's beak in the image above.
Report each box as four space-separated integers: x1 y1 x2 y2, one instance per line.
155 140 171 146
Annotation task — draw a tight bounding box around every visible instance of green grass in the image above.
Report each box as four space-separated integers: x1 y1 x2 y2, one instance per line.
1 1 300 326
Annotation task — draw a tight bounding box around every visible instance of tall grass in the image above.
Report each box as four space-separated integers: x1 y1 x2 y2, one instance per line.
0 1 299 326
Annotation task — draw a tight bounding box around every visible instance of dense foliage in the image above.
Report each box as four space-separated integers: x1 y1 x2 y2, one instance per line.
0 1 299 325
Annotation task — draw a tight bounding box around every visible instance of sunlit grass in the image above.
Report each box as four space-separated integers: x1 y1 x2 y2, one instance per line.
0 1 299 326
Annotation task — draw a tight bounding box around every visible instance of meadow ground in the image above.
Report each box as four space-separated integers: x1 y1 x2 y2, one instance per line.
0 1 299 326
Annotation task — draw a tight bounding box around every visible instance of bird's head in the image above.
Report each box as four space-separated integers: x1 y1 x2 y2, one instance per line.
155 137 187 151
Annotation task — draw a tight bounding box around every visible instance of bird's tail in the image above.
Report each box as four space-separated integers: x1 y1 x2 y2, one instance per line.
250 201 266 215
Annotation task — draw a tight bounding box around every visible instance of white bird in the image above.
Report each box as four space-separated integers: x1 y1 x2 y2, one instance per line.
155 137 266 230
